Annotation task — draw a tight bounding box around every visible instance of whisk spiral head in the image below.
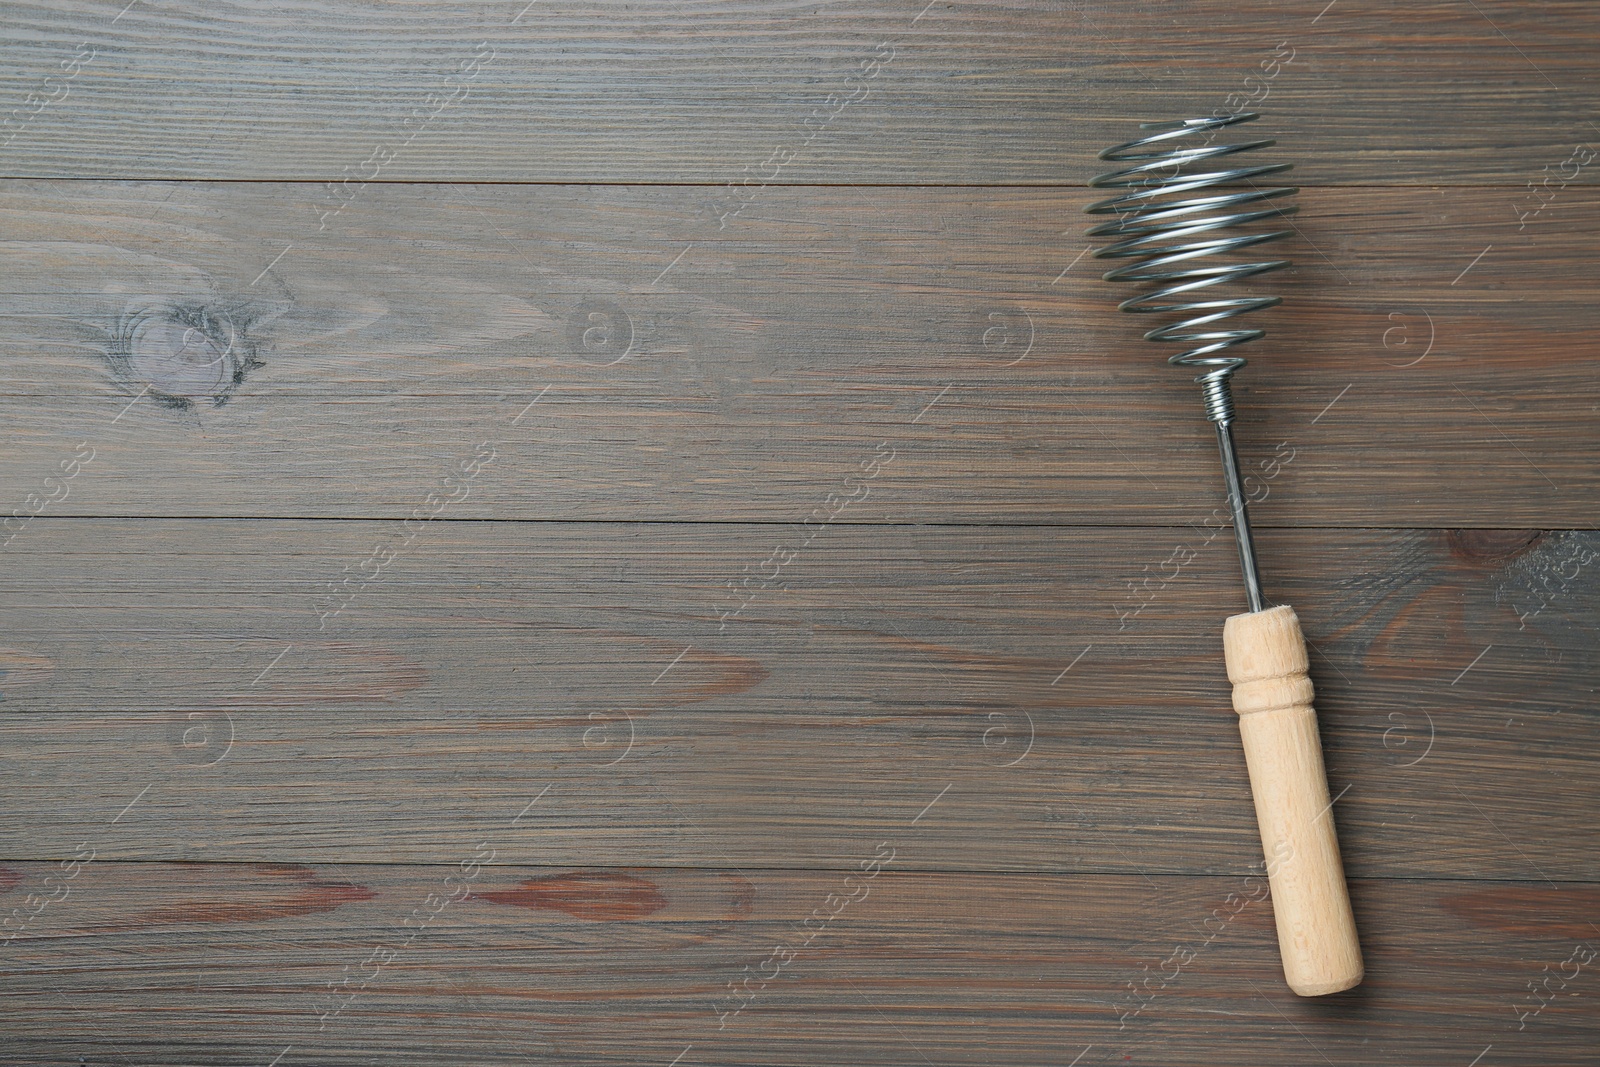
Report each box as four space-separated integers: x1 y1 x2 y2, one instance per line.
1085 112 1298 424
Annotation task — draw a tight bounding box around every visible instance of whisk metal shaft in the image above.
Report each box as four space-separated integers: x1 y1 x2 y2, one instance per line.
1216 421 1265 613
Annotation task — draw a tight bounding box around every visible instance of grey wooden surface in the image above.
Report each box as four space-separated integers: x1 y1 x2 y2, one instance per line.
0 181 1592 525
1 1 1597 1065
1 1 1597 184
0 522 1594 880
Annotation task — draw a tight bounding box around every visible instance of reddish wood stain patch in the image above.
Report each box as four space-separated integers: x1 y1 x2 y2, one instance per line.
1440 884 1600 939
102 864 376 930
666 646 770 708
219 643 429 707
474 871 668 920
1447 529 1544 569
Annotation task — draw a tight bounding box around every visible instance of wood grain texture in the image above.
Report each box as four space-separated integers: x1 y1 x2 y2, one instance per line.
1226 606 1363 996
1 863 1595 1066
3 0 1598 1059
0 181 1594 525
0 521 1592 878
0 1 1597 184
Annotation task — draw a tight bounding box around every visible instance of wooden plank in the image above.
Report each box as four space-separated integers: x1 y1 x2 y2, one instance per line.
1 862 1595 1064
1 0 1588 1059
1 1 1597 184
0 520 1593 877
0 181 1594 525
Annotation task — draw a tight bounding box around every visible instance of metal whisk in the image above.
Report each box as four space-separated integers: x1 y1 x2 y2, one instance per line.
1086 111 1297 613
1085 112 1363 998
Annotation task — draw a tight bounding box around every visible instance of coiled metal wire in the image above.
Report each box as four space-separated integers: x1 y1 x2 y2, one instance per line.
1084 112 1297 425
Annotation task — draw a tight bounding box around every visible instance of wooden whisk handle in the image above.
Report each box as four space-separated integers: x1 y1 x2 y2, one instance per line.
1223 605 1363 996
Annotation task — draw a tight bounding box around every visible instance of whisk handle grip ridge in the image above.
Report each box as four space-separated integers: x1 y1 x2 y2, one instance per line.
1223 605 1363 996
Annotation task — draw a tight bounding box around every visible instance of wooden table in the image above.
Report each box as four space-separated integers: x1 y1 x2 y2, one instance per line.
1 2 1595 1063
